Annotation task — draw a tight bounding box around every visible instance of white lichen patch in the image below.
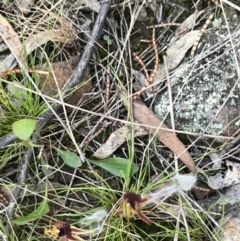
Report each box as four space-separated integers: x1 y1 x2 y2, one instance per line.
154 8 240 136
212 17 222 27
235 120 240 126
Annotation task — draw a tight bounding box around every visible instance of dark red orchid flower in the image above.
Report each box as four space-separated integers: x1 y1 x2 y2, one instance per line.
44 221 95 241
118 192 152 225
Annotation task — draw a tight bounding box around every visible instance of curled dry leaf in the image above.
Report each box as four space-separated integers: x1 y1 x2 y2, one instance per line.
175 10 204 36
0 14 26 71
93 125 148 159
25 31 70 55
0 13 77 71
167 30 201 70
200 160 240 190
131 98 196 173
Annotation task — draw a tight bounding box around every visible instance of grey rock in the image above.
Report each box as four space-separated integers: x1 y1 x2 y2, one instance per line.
154 8 240 136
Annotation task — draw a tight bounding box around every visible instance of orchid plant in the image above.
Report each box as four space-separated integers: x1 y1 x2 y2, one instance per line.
118 174 197 225
44 209 108 240
118 192 152 225
44 174 197 239
44 221 95 241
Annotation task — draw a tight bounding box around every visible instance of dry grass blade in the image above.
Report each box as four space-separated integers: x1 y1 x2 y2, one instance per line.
0 14 25 71
105 66 111 103
221 0 240 11
131 98 196 173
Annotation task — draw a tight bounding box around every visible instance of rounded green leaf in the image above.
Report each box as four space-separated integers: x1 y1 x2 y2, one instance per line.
12 119 37 140
54 147 82 168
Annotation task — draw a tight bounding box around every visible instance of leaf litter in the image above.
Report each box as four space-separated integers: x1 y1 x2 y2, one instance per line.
0 13 26 71
1 1 240 240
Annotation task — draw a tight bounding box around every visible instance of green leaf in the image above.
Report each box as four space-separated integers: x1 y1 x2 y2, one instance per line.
12 119 36 140
103 35 112 45
53 147 82 168
107 39 112 45
88 157 139 178
103 35 109 41
12 199 49 225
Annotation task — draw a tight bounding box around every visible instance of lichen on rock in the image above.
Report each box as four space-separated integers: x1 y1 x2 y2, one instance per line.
154 7 240 136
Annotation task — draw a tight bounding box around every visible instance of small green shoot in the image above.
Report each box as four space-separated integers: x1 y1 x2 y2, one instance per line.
11 198 49 225
103 35 112 45
88 157 139 178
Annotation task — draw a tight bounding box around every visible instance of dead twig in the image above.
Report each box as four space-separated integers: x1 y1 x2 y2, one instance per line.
5 0 113 231
0 68 48 79
105 66 111 103
147 23 181 29
220 131 240 157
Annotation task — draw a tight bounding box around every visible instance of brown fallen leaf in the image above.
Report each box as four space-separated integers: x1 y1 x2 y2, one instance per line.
93 125 148 159
130 98 196 173
152 30 200 93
